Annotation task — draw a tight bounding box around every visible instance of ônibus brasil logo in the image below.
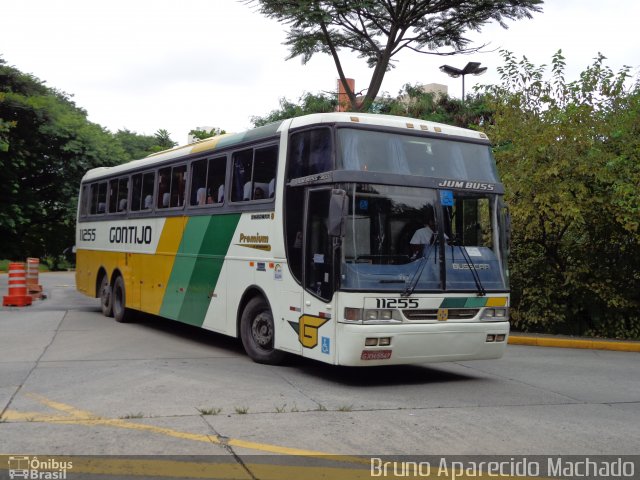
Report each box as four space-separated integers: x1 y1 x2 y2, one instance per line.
7 456 72 479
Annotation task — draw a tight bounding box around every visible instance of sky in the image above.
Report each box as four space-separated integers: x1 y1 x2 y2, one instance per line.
2 0 639 145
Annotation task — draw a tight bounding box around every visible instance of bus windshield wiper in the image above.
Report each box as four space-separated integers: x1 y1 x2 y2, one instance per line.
451 239 486 297
401 241 437 297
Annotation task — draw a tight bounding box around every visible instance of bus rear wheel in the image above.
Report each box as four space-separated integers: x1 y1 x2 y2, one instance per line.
240 296 285 365
112 275 131 323
99 273 113 317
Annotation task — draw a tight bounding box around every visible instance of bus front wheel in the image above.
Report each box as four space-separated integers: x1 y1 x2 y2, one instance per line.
99 273 113 317
112 275 131 323
240 296 285 365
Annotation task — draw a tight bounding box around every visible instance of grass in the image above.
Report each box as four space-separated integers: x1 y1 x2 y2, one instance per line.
119 412 144 419
197 407 222 416
274 404 287 413
234 406 249 415
337 404 354 412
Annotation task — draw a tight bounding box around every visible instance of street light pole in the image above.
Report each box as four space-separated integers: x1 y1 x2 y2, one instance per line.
439 62 487 103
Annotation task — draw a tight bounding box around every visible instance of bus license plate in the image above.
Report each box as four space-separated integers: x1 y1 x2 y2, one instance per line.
361 350 392 360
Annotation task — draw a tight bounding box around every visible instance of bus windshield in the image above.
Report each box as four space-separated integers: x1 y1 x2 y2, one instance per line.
336 128 498 182
339 184 508 293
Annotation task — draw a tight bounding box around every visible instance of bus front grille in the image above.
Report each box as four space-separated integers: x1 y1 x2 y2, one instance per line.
402 309 480 321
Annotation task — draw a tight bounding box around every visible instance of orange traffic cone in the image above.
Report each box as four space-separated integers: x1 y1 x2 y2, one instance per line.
3 262 33 307
26 257 43 299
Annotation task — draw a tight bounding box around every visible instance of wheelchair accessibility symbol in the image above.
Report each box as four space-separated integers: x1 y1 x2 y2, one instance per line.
321 336 330 354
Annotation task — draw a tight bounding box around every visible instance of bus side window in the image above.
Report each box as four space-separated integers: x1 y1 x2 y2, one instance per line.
89 181 107 215
131 174 143 211
207 156 226 204
108 178 119 213
287 128 332 181
190 156 226 206
117 177 129 212
253 145 277 200
170 165 187 207
190 159 207 206
130 172 154 211
141 172 155 210
231 149 253 202
232 146 277 202
80 185 89 217
157 167 171 209
107 177 129 213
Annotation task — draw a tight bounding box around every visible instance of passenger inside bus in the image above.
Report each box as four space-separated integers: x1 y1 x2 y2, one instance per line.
196 187 207 206
158 173 170 208
410 207 438 259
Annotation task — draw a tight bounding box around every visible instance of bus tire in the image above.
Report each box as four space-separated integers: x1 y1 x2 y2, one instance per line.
112 275 131 323
240 296 285 365
99 273 113 317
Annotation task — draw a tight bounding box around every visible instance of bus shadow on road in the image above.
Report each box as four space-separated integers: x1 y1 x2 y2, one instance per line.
132 310 246 355
282 361 475 387
124 311 476 386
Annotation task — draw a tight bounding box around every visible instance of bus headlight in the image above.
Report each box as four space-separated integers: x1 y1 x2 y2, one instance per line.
481 307 509 321
343 308 402 324
363 309 401 324
366 310 380 321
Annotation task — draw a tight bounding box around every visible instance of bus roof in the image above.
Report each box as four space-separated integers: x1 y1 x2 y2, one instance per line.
81 112 489 182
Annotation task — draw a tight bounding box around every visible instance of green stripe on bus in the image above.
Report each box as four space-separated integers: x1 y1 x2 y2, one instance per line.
464 297 487 308
439 297 488 308
439 297 468 308
160 214 241 326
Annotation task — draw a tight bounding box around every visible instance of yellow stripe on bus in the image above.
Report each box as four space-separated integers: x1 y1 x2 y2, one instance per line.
486 297 508 307
143 217 186 314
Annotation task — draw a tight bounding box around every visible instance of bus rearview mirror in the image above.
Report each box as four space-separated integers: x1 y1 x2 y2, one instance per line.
328 189 348 237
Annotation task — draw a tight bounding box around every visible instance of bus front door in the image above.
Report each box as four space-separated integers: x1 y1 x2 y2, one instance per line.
302 188 336 363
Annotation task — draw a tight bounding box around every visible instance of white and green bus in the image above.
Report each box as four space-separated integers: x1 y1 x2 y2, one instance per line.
76 112 510 366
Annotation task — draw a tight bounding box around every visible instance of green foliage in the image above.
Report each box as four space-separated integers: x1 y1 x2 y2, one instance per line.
251 92 337 127
153 129 177 150
248 0 543 110
0 59 126 259
113 129 164 160
0 59 178 260
378 84 494 129
189 127 227 141
42 254 74 272
0 93 16 152
483 50 640 339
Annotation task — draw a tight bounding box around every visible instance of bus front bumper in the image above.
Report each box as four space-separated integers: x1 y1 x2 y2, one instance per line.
336 321 510 366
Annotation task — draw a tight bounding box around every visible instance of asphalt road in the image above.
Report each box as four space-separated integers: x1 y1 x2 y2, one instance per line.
1 272 639 478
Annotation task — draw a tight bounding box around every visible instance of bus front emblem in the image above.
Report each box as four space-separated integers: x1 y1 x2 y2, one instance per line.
289 315 329 348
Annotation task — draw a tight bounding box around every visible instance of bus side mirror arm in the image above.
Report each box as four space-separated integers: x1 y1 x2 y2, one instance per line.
328 189 348 237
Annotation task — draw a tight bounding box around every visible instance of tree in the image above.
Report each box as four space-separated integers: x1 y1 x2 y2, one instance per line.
0 94 15 152
483 50 640 339
0 58 125 262
113 129 164 160
251 92 337 127
379 83 494 128
248 0 543 110
153 129 177 150
188 127 227 141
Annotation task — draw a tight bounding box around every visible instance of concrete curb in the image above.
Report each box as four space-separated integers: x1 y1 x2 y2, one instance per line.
508 334 640 352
